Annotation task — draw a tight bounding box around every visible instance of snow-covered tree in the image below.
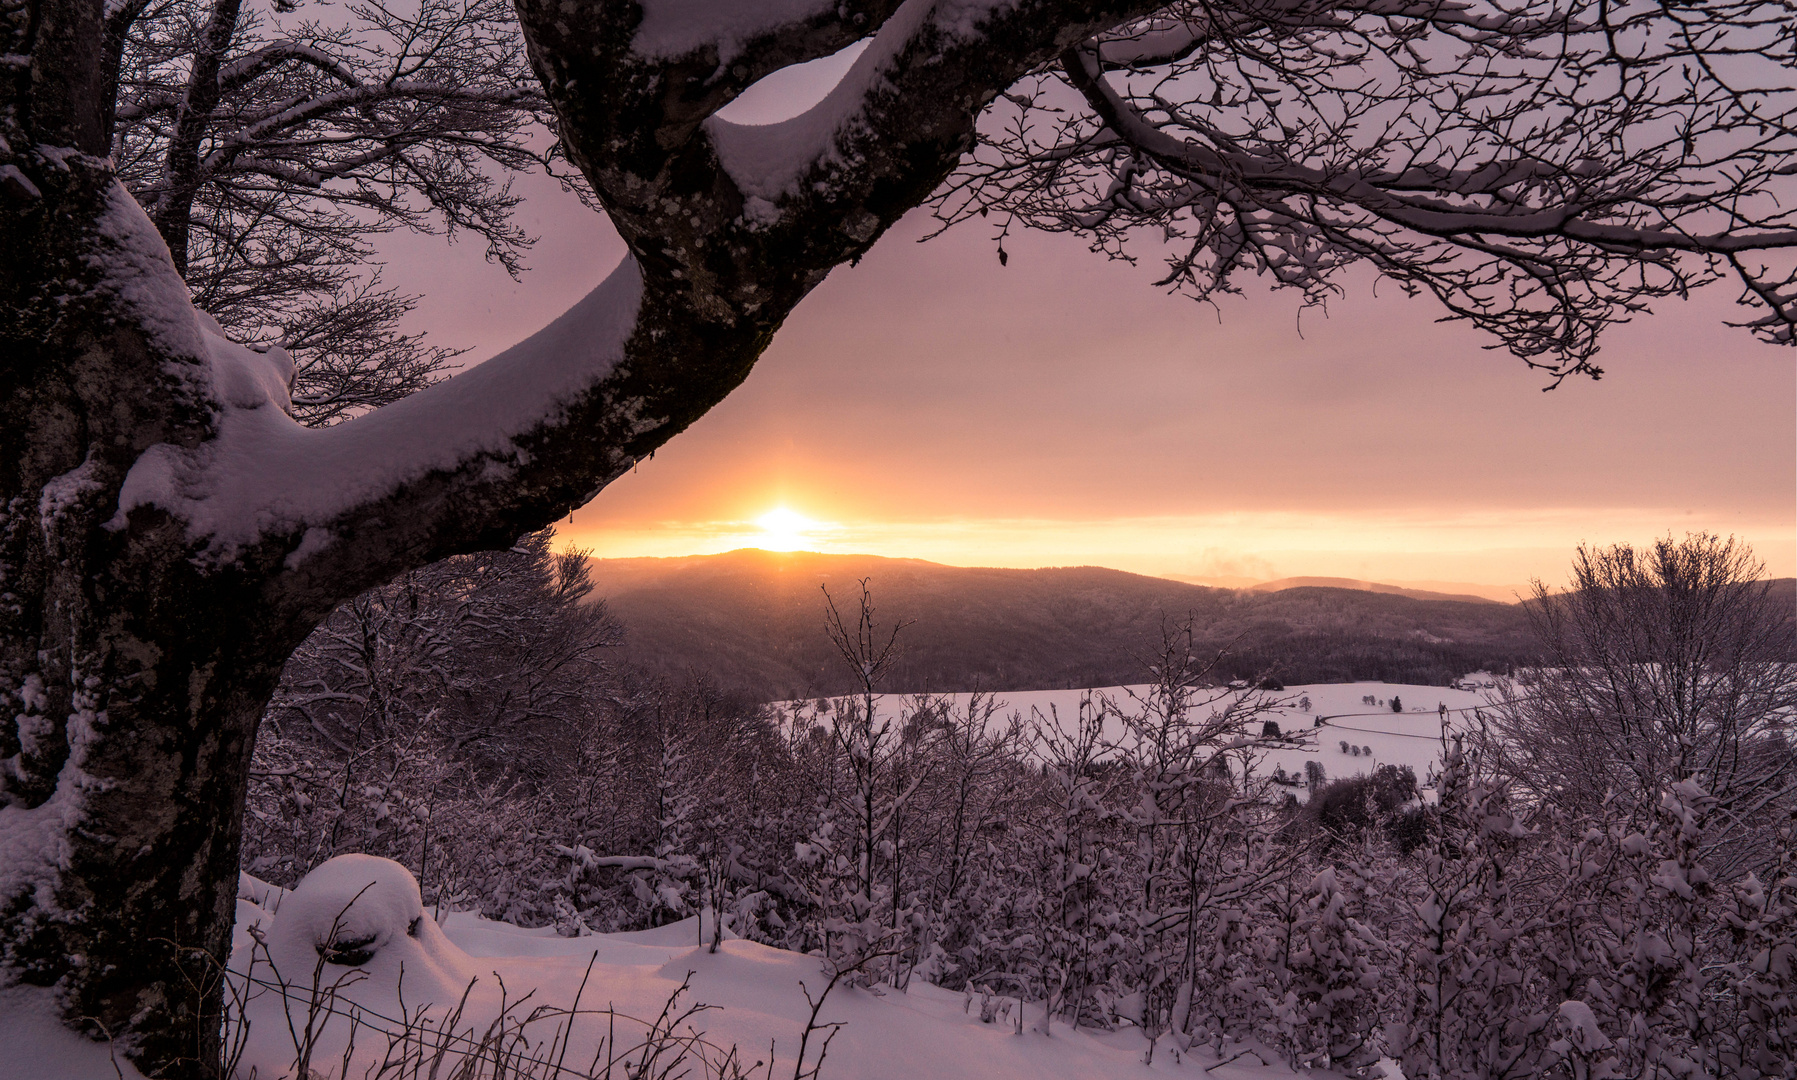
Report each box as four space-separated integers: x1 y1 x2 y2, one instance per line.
1481 535 1797 834
8 0 1797 1071
1382 738 1553 1080
1244 865 1388 1073
1108 620 1289 1044
904 690 1029 987
240 529 620 918
815 580 923 978
260 529 617 774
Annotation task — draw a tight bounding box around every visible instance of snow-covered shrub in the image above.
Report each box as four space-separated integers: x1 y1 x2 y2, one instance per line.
1720 825 1797 1078
1527 781 1746 1079
1027 694 1127 1030
1254 865 1388 1073
554 670 805 939
1548 1000 1620 1080
899 692 1032 990
1382 739 1555 1080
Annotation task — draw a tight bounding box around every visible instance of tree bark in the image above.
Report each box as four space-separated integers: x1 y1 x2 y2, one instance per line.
0 0 1156 1072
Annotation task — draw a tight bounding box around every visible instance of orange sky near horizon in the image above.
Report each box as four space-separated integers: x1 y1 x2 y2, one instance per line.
377 52 1796 593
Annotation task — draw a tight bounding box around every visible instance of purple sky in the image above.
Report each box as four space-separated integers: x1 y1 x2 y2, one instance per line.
376 55 1796 592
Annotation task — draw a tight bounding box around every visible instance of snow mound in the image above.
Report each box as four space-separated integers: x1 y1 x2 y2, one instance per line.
257 852 476 1008
240 856 483 1069
237 868 286 913
270 853 423 968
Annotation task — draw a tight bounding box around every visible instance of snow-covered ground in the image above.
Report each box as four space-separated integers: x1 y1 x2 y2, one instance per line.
782 679 1502 795
2 855 1321 1080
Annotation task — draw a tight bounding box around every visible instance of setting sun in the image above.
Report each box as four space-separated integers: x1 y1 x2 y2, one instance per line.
755 507 828 551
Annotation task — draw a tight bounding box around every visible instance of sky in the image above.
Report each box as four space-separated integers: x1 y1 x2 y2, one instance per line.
378 49 1796 595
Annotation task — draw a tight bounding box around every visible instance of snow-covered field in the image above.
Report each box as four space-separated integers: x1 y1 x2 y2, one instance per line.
785 679 1502 795
2 855 1318 1080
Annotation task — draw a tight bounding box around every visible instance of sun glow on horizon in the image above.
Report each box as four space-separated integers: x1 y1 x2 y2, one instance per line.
557 504 1796 587
755 507 830 551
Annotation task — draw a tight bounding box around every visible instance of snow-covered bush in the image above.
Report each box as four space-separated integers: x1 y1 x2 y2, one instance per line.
1382 739 1555 1080
1720 826 1797 1078
1249 866 1388 1072
1025 693 1128 1029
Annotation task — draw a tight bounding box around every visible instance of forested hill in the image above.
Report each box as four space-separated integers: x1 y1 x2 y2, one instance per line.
586 550 1547 700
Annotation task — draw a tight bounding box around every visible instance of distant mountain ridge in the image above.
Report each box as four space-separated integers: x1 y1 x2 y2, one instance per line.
587 550 1549 700
1245 577 1508 605
1163 574 1523 604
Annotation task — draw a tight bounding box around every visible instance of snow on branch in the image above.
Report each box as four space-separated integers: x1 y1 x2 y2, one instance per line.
702 0 1098 224
217 42 362 94
113 242 645 561
628 0 918 83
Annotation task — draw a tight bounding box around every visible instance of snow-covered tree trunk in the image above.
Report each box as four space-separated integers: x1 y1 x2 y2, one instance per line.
0 0 1157 1071
0 9 271 1065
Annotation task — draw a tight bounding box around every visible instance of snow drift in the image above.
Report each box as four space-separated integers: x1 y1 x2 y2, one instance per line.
206 855 1299 1079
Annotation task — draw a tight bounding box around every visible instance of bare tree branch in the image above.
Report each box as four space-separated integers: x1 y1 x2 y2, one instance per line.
936 0 1797 377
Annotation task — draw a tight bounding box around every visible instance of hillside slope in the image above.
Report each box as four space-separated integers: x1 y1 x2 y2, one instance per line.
589 550 1540 699
1244 577 1507 605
